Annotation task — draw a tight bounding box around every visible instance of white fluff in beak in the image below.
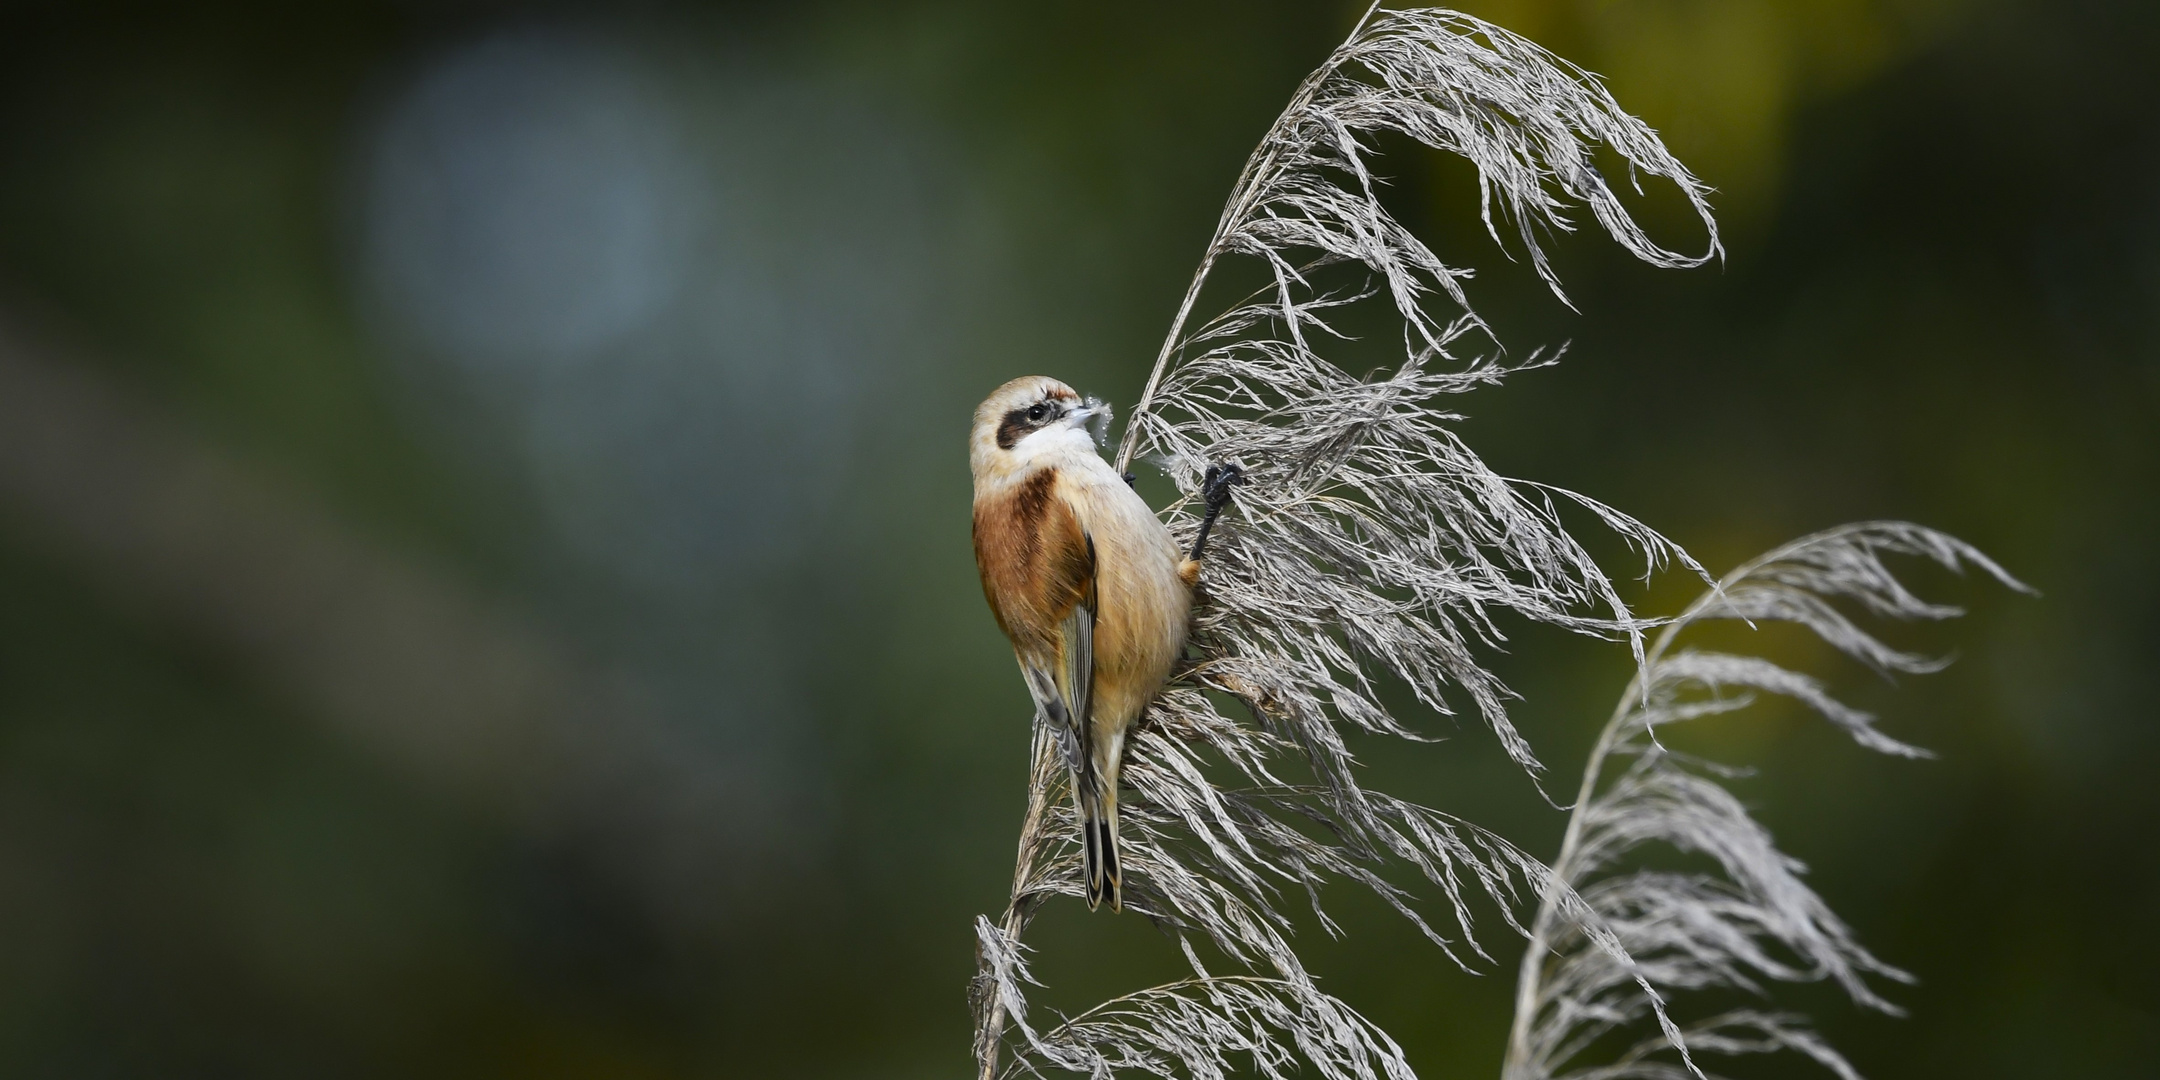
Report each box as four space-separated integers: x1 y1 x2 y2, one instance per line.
1078 397 1113 446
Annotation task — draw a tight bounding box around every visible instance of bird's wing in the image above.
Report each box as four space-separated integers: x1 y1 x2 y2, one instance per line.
1058 534 1098 742
1017 663 1079 774
1017 532 1095 780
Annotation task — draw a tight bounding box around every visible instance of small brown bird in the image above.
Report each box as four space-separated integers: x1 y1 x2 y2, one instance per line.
970 376 1240 910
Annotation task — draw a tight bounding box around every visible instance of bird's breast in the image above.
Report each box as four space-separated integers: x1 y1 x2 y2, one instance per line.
972 466 1087 654
1060 468 1191 690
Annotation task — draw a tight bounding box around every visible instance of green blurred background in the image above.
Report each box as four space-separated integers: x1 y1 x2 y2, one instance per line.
0 0 2148 1076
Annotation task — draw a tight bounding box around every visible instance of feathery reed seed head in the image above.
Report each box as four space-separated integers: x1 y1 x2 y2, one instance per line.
971 9 2015 1080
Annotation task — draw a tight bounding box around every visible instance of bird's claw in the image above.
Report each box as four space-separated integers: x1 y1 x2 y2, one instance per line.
1186 463 1246 564
1201 463 1246 513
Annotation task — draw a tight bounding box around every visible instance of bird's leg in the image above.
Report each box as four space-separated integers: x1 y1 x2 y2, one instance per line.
1188 463 1246 562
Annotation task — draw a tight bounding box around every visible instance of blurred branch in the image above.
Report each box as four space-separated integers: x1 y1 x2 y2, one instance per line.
0 312 795 923
0 316 577 797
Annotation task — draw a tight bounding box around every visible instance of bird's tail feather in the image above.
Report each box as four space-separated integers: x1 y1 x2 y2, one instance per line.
1077 778 1121 912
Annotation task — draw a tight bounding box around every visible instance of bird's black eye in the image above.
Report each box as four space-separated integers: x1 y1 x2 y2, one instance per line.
1026 403 1049 422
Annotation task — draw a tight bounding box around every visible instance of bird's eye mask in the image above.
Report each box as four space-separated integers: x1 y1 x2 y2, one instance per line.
997 400 1060 449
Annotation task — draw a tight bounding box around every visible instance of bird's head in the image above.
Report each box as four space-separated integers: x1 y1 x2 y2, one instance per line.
971 376 1111 486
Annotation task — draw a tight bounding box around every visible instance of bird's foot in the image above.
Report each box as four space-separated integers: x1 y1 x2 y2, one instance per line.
1202 463 1246 512
1189 463 1246 563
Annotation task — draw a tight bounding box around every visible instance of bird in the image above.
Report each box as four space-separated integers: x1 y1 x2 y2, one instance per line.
970 375 1241 911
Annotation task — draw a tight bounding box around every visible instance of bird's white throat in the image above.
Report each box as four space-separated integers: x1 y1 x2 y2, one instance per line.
976 423 1118 497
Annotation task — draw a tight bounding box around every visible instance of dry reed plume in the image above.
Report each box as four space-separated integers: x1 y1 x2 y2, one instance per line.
970 7 2022 1078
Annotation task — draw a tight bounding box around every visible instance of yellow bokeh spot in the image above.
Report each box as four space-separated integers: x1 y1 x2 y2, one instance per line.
1439 0 1972 223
